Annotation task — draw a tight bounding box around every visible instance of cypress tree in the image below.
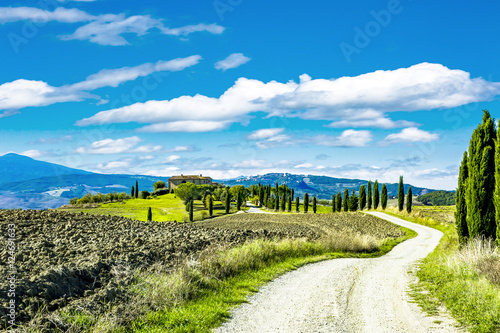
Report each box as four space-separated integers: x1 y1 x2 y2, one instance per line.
467 110 496 239
349 189 358 211
313 196 317 213
189 200 194 222
456 152 469 244
147 207 152 222
131 186 135 198
208 195 214 217
259 187 265 207
332 194 336 212
373 180 380 209
135 180 139 198
304 193 309 213
406 186 412 214
225 189 231 214
381 184 388 210
276 195 280 211
359 185 366 210
237 193 243 210
398 176 404 211
343 189 349 212
288 194 292 212
367 181 372 210
296 196 300 213
497 125 500 245
291 188 295 201
336 192 342 212
281 191 287 211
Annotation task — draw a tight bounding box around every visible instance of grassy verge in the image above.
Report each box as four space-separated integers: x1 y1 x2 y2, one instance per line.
384 206 500 333
58 224 415 332
58 194 243 222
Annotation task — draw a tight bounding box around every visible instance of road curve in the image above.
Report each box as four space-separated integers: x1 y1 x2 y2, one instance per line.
215 212 464 333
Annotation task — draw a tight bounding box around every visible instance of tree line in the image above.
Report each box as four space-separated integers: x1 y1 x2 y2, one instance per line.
455 110 500 245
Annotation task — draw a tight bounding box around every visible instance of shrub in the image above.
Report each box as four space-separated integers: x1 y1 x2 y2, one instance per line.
153 181 166 191
139 190 150 199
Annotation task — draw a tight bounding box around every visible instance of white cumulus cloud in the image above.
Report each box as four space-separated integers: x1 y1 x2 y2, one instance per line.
75 136 142 154
247 128 285 140
215 53 251 71
382 127 439 144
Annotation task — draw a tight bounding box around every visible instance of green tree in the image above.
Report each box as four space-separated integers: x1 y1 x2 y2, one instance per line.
131 186 135 199
332 194 336 212
296 196 300 213
276 195 280 211
373 180 380 209
147 207 152 222
175 182 197 204
208 194 214 217
467 110 496 239
139 190 150 199
237 193 243 210
135 180 139 198
398 176 404 211
189 200 194 222
304 193 309 213
225 189 231 214
153 181 166 191
288 195 292 212
367 181 372 210
348 189 358 211
455 153 469 244
343 189 349 212
312 196 317 213
359 185 366 210
381 184 388 210
336 192 342 212
406 186 412 214
281 191 287 211
497 125 500 245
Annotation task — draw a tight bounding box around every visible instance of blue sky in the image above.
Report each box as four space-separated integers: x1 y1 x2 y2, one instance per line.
1 0 499 190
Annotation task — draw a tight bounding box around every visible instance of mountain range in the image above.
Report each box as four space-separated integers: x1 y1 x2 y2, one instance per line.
0 153 444 209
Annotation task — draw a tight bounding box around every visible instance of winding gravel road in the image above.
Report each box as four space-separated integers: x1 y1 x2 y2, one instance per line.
215 212 465 333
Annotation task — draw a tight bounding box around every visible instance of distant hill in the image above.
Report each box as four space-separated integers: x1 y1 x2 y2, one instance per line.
0 174 170 209
0 153 91 184
219 173 436 200
417 190 456 206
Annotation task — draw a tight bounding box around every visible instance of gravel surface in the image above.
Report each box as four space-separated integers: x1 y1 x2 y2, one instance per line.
215 212 466 333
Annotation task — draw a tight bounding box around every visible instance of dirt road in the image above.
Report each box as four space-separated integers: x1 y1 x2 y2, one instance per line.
215 212 464 333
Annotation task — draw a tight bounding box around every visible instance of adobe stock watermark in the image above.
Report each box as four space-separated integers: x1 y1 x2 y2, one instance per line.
8 0 61 54
339 0 405 64
5 223 17 328
213 0 243 21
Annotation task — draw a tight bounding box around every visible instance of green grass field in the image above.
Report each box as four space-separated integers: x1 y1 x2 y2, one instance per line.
59 194 240 222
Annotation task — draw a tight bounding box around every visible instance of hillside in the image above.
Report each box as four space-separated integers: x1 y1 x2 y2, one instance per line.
417 190 456 206
220 173 435 200
0 153 91 184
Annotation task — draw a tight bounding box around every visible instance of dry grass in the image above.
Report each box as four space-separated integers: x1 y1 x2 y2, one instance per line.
448 237 500 286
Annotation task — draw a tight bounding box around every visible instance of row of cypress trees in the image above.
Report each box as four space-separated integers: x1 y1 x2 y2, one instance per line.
456 110 500 245
330 180 388 212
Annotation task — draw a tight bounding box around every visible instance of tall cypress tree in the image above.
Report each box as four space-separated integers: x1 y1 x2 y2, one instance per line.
281 191 287 211
208 195 214 217
189 200 194 222
381 184 388 210
296 196 300 213
147 207 152 222
359 185 366 210
406 186 412 214
291 188 295 201
304 193 309 213
496 124 500 245
135 180 139 198
288 194 292 212
349 189 358 211
467 110 496 239
373 180 379 209
336 192 342 212
456 152 469 244
398 176 404 211
343 189 349 212
332 194 336 212
367 181 372 210
313 196 317 213
131 186 135 199
225 189 231 214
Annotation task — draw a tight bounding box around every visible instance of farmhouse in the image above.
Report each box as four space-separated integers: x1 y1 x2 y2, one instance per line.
168 174 213 191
